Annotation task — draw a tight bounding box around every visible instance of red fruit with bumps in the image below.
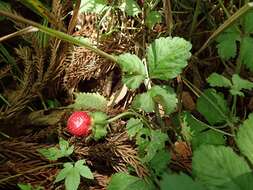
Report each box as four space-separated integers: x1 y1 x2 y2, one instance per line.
67 111 92 137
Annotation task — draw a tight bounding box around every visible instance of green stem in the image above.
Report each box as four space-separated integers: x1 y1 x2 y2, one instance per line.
107 111 137 123
0 10 117 63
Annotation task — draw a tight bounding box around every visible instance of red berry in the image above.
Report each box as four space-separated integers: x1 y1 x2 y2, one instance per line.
67 111 92 137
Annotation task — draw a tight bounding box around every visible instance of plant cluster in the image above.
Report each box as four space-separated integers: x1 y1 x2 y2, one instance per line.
1 0 253 190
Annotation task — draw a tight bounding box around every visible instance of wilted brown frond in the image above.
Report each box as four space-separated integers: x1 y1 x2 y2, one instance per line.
0 64 11 79
75 131 148 178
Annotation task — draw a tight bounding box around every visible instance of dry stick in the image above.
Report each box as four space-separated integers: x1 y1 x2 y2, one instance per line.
162 0 173 35
0 26 38 42
0 10 118 64
194 2 253 57
67 0 81 34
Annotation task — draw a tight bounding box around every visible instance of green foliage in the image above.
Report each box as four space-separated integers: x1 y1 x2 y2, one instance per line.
126 118 143 139
90 112 108 140
117 53 146 89
236 113 253 164
68 92 108 111
0 1 11 21
38 138 74 161
216 10 253 71
119 0 141 16
79 0 109 14
147 37 192 80
132 85 178 115
183 112 225 150
55 160 93 190
196 89 229 125
207 73 232 88
160 172 206 190
107 172 155 190
216 26 240 60
145 11 162 29
137 129 168 162
149 149 170 176
192 145 253 190
207 73 253 96
18 183 43 190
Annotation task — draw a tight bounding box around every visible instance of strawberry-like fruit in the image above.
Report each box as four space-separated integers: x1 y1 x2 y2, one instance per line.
67 111 92 137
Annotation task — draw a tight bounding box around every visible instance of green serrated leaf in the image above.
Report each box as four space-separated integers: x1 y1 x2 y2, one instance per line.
107 172 155 190
38 147 61 161
149 149 170 176
207 73 232 88
216 27 240 60
193 145 253 190
69 92 108 110
91 112 108 140
236 113 253 165
242 10 253 33
149 85 178 115
147 37 192 80
145 11 162 29
118 53 146 89
230 74 253 96
183 112 225 150
79 0 109 14
142 130 168 162
65 167 80 190
240 36 253 72
119 0 141 16
126 118 143 138
160 172 206 190
196 89 229 125
54 163 73 183
132 92 155 112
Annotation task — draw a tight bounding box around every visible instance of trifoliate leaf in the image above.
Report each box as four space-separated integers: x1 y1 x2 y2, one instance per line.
119 0 141 16
147 37 192 80
132 92 155 112
240 36 253 71
216 27 240 60
160 172 206 190
149 149 171 176
118 53 146 89
196 89 229 125
55 160 93 190
183 112 225 150
69 92 107 111
242 10 253 33
79 0 109 14
207 73 232 88
230 74 253 96
192 145 253 190
236 113 253 165
126 118 143 138
145 11 162 29
149 85 178 115
107 172 155 190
